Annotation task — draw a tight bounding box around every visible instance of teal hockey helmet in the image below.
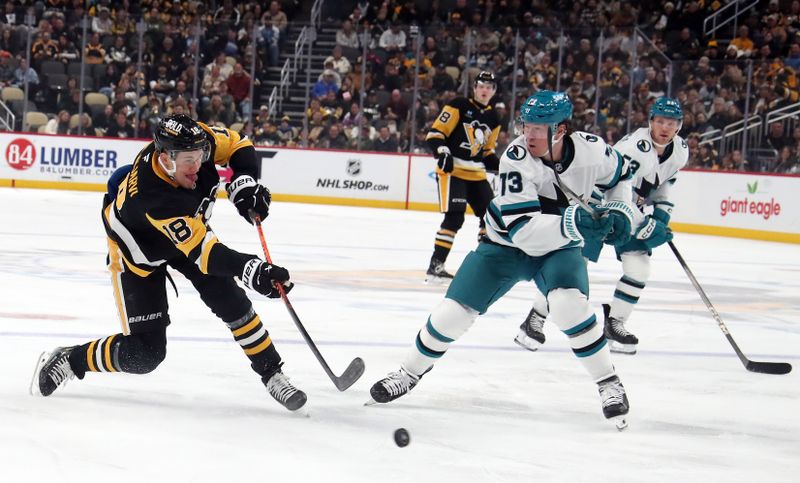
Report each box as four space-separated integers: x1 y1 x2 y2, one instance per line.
649 97 683 121
519 90 573 131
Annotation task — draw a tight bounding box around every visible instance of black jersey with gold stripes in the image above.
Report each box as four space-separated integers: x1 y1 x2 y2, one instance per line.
425 97 501 181
102 123 259 280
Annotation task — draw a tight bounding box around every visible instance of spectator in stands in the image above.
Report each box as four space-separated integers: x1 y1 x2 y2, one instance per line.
91 6 113 35
84 33 106 65
379 22 407 53
12 57 38 92
785 43 800 70
69 113 93 135
372 125 398 152
254 120 281 146
54 34 78 64
432 63 456 93
226 63 252 118
321 123 348 149
766 120 789 151
206 53 234 82
104 110 135 138
31 32 59 67
105 35 131 68
112 9 134 36
312 69 339 100
325 45 352 77
277 115 296 144
381 89 409 128
203 94 235 127
336 19 359 49
43 110 71 135
729 26 754 57
775 145 800 173
0 50 13 86
262 1 288 39
150 64 176 100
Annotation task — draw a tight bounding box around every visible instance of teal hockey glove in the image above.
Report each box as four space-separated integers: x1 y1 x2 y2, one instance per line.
562 205 612 242
602 200 634 245
633 215 673 250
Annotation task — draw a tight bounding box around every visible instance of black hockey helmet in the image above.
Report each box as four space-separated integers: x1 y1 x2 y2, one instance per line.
154 114 209 155
474 70 497 88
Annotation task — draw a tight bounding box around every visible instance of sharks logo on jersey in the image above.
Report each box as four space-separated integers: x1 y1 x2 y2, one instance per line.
506 145 526 161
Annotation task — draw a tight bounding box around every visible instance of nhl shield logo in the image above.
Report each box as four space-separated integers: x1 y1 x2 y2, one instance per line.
346 159 362 176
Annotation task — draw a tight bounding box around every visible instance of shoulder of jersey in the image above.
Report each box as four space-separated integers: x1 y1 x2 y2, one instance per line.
617 128 654 155
502 136 528 162
571 130 609 154
448 97 471 109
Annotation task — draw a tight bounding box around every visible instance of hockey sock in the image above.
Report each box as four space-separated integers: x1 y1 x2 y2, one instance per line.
432 228 456 262
225 307 281 377
611 253 651 321
69 328 168 376
548 288 615 382
403 298 477 376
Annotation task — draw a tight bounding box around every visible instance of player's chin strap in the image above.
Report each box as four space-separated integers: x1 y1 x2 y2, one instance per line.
157 151 178 180
544 125 565 160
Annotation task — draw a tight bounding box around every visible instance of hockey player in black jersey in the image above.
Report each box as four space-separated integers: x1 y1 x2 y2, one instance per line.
30 114 307 411
425 71 501 282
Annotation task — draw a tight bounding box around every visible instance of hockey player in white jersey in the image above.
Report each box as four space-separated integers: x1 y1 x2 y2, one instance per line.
367 91 636 428
515 97 687 354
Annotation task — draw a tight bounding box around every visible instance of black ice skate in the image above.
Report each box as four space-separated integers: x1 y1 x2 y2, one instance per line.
365 367 420 405
263 369 307 411
598 375 629 431
603 304 638 354
514 307 547 351
30 347 76 397
425 258 454 284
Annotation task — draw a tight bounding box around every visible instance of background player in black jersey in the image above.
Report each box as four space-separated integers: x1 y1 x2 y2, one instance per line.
424 71 501 283
30 114 307 412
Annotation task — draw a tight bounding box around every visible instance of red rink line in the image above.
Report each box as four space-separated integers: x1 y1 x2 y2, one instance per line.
0 312 78 321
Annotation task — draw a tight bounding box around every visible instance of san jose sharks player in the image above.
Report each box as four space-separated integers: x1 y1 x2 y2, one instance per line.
515 97 687 354
368 91 636 429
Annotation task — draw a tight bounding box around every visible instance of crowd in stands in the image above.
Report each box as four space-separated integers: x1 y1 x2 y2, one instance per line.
1 0 799 174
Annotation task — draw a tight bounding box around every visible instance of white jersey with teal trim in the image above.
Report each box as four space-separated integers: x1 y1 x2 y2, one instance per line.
485 131 633 257
614 127 689 221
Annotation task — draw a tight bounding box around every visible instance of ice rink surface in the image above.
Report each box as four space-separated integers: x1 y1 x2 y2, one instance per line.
0 188 798 483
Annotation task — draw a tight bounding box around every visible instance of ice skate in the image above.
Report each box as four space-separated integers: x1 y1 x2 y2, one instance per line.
30 347 76 397
365 367 420 405
264 369 307 412
514 307 546 351
598 375 629 431
603 304 638 354
425 258 454 284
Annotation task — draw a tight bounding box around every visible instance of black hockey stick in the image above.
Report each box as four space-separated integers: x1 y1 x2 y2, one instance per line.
252 215 365 391
667 241 792 375
552 166 791 375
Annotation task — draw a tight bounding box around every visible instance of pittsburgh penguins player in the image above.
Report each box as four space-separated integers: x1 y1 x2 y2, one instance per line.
424 71 501 282
515 97 686 355
369 91 635 429
30 114 307 411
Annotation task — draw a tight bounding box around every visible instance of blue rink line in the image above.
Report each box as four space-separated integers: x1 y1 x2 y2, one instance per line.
2 330 798 361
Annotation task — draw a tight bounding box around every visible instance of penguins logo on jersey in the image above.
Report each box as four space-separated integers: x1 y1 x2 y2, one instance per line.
459 120 491 157
637 139 651 152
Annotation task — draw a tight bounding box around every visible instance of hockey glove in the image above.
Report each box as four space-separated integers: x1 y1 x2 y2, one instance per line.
436 146 454 173
602 200 634 246
652 203 673 225
227 175 271 224
241 258 293 299
633 215 673 250
562 205 612 242
483 152 500 174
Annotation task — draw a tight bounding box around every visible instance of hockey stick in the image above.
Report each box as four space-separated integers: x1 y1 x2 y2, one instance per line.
251 215 366 391
552 163 791 374
667 241 792 375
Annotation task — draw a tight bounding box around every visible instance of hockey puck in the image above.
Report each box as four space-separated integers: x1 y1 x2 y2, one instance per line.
393 428 410 447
